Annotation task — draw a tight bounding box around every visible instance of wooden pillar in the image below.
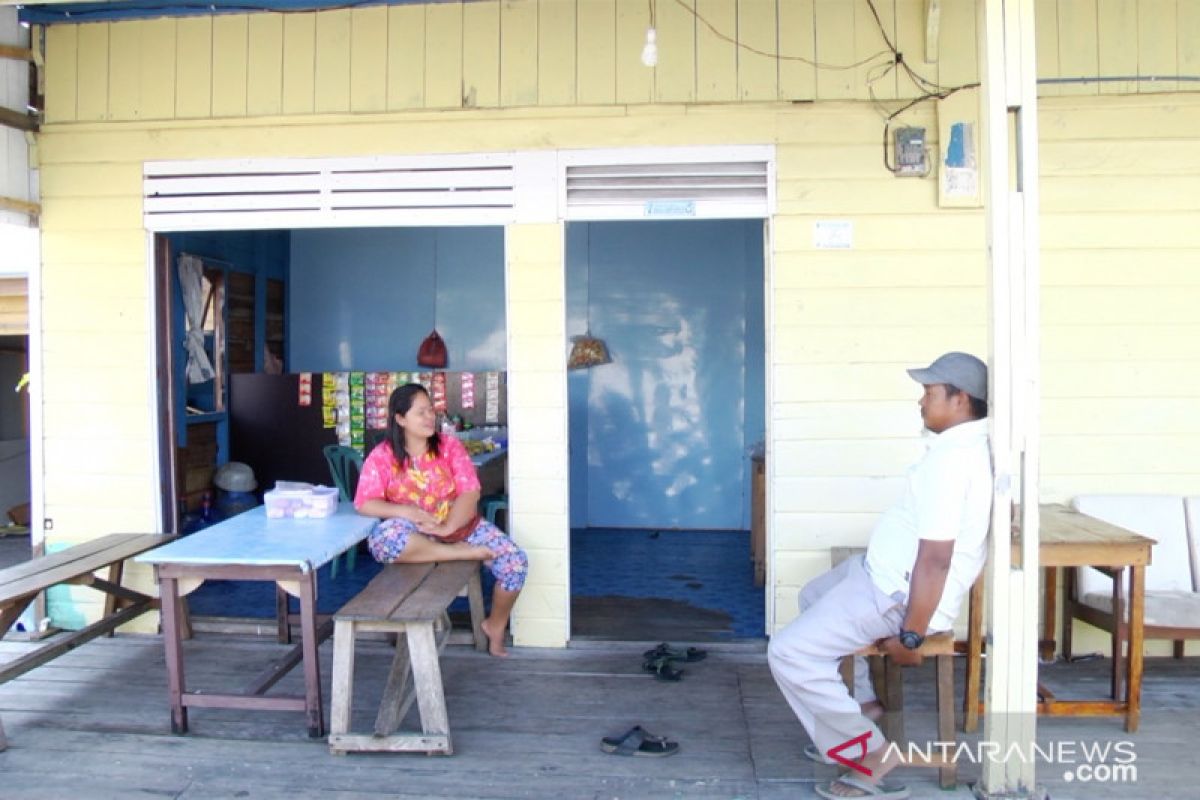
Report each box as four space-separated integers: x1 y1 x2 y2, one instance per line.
978 0 1043 797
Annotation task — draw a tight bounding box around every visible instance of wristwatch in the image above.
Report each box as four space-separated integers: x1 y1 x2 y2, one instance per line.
898 629 925 650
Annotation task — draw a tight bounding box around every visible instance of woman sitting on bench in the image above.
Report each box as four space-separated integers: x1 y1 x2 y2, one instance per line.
354 383 528 657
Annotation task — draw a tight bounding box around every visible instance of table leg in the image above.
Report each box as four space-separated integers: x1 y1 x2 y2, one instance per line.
1041 566 1057 662
298 571 324 738
1126 564 1145 733
276 585 291 645
159 575 188 734
103 560 125 637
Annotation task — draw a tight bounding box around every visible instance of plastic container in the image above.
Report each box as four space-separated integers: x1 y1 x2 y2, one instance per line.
264 483 339 518
305 486 339 517
264 487 313 518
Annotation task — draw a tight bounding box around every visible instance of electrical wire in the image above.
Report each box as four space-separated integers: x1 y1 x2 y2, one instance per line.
669 0 892 71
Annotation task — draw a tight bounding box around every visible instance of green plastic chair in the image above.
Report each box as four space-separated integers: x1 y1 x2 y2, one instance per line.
323 444 364 577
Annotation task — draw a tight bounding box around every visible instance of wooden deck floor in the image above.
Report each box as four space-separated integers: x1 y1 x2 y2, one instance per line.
1 630 1196 799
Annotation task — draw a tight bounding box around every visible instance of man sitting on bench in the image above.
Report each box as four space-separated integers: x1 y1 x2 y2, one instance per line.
767 352 992 800
354 383 528 657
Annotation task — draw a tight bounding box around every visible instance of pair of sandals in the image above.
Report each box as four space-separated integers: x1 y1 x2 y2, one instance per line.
641 642 707 682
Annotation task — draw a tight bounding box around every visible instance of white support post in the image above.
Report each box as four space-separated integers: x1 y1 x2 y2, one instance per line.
977 0 1043 797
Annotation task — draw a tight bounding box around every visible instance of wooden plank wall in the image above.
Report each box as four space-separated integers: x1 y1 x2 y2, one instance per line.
18 0 996 122
41 0 1200 124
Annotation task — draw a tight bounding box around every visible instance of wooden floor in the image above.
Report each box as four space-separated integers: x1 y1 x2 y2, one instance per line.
2 628 1197 799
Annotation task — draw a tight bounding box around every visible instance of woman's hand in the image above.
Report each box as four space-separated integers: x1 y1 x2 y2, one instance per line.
404 507 439 528
416 519 452 538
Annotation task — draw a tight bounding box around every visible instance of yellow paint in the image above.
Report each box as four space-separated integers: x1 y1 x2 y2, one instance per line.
738 0 778 101
576 0 616 105
424 1 463 109
140 19 178 119
246 14 284 116
614 0 652 103
387 4 425 110
282 13 316 114
108 22 142 119
44 24 77 123
695 0 736 102
314 9 352 114
777 0 816 99
654 0 695 102
75 23 109 120
1097 0 1139 94
212 15 249 118
175 17 212 118
537 0 576 106
462 0 501 108
500 0 538 107
350 6 389 113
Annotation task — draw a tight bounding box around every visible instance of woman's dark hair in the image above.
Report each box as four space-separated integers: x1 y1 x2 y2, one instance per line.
387 383 440 468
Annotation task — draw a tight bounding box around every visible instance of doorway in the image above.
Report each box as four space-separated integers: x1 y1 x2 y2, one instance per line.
153 226 509 621
566 219 766 642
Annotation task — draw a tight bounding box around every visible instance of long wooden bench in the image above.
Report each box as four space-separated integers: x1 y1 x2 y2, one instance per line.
327 560 486 756
0 533 172 751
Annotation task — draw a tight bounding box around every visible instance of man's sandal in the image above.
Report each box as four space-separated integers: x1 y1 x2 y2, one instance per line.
642 642 707 662
814 775 910 799
642 654 684 681
600 725 680 757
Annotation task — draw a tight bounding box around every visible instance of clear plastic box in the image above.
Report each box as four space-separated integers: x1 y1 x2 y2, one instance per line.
265 483 340 518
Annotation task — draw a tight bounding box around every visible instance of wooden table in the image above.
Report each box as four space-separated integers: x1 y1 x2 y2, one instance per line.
963 503 1154 733
136 504 375 738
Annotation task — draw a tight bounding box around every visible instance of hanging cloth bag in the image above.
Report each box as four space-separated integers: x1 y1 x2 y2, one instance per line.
417 329 448 368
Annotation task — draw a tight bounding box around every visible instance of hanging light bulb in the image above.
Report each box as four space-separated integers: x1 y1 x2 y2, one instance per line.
640 27 658 67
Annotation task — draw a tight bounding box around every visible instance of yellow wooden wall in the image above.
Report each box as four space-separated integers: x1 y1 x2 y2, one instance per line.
41 0 1200 124
32 1 1200 649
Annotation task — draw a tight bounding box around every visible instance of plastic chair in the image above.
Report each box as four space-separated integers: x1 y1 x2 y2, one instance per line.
482 495 507 529
323 445 364 577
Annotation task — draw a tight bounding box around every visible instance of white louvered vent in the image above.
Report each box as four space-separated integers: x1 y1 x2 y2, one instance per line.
564 153 772 220
144 155 517 231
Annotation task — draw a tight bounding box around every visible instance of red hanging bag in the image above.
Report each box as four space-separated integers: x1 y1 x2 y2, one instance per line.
417 329 448 368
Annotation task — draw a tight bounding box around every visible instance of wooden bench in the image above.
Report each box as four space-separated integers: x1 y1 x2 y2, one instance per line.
842 632 958 789
0 533 172 752
328 560 486 755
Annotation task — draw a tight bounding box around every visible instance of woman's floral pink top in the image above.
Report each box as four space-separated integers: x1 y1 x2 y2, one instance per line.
353 434 481 523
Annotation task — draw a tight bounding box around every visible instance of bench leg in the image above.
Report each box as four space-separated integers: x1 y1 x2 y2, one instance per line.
936 654 957 789
467 568 486 653
407 622 452 753
329 619 357 748
375 625 415 736
103 561 124 636
880 656 903 744
0 712 7 752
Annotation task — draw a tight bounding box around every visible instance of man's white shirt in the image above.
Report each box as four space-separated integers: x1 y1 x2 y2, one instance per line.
864 418 992 632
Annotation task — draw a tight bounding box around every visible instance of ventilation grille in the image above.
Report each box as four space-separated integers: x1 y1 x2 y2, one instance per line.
144 157 517 230
565 160 770 219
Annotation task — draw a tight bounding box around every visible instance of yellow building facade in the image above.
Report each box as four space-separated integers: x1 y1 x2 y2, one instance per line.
31 0 1200 649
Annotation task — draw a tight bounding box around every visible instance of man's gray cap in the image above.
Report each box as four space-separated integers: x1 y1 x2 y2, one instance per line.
907 352 988 400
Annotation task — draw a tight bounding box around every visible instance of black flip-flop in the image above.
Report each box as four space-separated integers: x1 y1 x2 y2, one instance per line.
600 725 680 757
642 643 707 663
642 654 684 681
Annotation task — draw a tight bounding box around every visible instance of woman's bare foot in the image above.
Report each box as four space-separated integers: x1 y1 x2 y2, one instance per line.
480 618 509 657
458 543 493 561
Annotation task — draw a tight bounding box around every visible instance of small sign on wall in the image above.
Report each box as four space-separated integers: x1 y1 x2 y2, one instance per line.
938 89 983 208
813 220 854 249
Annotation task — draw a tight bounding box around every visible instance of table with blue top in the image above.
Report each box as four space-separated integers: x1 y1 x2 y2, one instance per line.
137 503 376 738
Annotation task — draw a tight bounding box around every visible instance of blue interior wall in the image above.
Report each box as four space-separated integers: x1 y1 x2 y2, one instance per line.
288 227 506 372
167 230 289 454
566 220 765 531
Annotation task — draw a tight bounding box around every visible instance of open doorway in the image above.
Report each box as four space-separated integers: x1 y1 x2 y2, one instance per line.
566 219 766 642
153 226 509 622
